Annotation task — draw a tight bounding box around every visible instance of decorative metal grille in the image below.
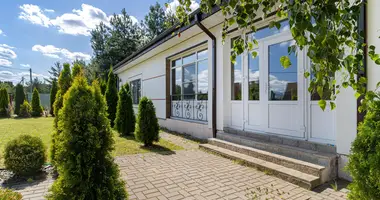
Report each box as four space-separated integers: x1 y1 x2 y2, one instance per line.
171 95 207 122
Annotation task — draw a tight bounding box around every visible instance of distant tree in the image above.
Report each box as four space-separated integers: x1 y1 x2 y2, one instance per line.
135 97 159 146
0 88 9 117
45 62 62 84
31 88 42 117
14 84 25 115
105 67 118 127
28 77 51 93
50 80 58 116
115 83 135 136
91 9 143 73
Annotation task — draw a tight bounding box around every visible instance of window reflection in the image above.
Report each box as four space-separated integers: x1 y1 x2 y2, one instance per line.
183 53 196 65
268 40 298 101
231 54 242 100
197 60 208 100
183 64 196 82
248 54 259 100
249 20 290 41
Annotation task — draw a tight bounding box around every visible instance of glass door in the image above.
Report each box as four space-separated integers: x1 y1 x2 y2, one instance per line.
262 33 306 138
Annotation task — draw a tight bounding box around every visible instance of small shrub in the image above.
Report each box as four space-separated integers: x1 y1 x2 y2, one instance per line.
4 135 46 176
47 77 127 199
31 88 43 117
105 66 118 127
135 97 159 146
0 188 22 200
347 98 380 199
115 83 135 136
19 100 31 118
15 84 25 115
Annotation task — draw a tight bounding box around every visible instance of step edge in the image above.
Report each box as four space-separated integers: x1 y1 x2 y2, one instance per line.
199 144 320 189
208 138 325 170
217 132 337 159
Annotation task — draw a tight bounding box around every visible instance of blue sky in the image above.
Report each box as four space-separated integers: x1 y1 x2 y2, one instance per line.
0 0 199 84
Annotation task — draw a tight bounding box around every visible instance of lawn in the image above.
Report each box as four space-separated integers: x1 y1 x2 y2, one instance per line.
0 117 183 167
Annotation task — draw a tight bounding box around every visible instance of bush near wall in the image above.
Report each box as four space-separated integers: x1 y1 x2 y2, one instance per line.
135 97 159 146
105 67 118 127
114 83 135 136
0 188 22 200
19 101 32 118
4 135 46 176
347 98 380 200
47 77 127 199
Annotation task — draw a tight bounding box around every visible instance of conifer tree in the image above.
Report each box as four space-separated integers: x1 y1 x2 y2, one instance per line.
135 97 159 146
31 88 43 117
49 80 58 116
0 88 9 117
105 67 118 127
47 77 127 200
51 63 72 165
115 83 135 136
15 84 25 115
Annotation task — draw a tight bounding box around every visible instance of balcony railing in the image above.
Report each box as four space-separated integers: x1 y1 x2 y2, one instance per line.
171 95 208 122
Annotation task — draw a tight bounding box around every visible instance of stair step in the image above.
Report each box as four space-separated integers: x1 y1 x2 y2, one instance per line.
208 138 325 177
217 132 337 183
199 144 321 190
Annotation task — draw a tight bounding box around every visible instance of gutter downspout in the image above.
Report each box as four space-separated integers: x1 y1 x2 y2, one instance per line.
357 1 367 125
195 14 217 138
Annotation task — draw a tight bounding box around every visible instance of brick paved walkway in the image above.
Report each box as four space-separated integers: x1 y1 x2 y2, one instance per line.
3 132 349 200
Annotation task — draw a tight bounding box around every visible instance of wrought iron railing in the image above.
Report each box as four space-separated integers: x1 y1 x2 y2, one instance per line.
171 95 208 122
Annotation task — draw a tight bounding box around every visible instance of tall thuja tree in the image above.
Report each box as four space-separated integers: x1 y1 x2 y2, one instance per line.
14 83 25 115
31 88 43 117
135 97 159 146
71 63 83 78
115 83 135 136
51 63 72 165
47 77 127 200
50 80 58 116
105 67 118 127
45 62 62 84
0 88 9 117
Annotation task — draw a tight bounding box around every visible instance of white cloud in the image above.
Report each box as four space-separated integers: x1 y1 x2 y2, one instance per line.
0 44 17 67
20 64 31 68
44 9 55 13
19 4 139 36
19 4 52 27
0 29 5 36
0 59 12 67
165 0 199 15
32 44 91 61
0 70 49 84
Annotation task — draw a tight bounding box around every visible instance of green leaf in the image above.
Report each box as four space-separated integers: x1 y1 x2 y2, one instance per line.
280 56 291 69
375 58 380 65
330 102 336 110
342 82 349 88
318 100 326 111
228 18 236 26
252 51 258 58
304 72 310 78
355 92 361 99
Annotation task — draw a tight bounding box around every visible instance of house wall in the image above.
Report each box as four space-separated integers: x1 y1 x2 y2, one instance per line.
117 23 225 139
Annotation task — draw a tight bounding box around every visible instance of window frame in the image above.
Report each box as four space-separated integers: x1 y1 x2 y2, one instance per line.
130 78 142 105
170 47 209 101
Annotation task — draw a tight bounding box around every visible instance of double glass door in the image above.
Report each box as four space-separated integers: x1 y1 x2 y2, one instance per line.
232 21 306 138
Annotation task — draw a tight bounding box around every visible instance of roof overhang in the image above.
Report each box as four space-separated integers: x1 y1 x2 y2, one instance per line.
114 6 222 74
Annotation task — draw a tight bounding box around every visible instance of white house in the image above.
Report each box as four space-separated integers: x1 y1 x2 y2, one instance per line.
114 2 380 189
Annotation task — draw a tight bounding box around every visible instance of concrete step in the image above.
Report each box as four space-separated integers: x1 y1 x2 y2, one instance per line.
208 138 325 177
199 143 321 190
217 132 337 183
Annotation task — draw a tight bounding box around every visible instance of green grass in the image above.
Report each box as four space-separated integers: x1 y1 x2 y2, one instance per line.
0 117 183 167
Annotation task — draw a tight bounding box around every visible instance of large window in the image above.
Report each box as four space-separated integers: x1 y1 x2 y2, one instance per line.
171 49 208 100
130 79 141 104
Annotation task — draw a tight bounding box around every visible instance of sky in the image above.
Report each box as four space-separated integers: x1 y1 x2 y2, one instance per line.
0 0 200 84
